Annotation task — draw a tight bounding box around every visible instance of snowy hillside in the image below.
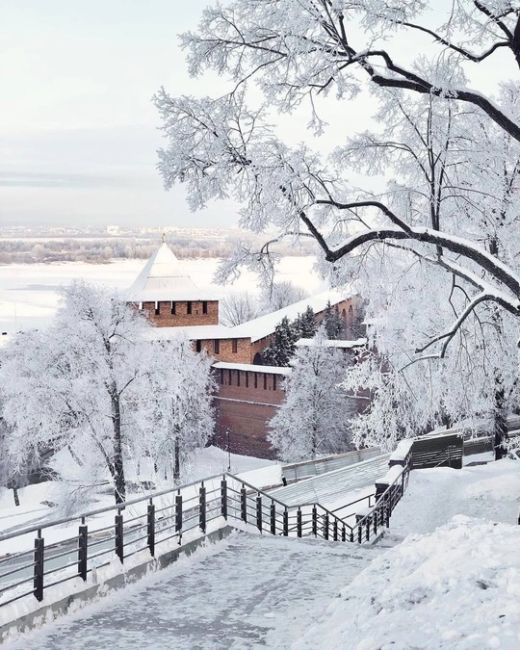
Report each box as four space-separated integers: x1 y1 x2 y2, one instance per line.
298 460 520 650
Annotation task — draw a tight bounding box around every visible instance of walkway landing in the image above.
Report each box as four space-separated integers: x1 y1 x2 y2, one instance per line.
5 533 379 650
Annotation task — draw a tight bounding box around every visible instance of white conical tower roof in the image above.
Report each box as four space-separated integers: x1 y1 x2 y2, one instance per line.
127 242 215 301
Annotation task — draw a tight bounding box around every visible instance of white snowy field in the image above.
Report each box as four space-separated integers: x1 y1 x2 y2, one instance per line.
0 446 280 553
0 256 323 334
298 459 520 650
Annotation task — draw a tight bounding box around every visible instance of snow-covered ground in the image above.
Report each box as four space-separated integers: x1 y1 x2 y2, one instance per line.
0 256 323 334
2 533 379 650
2 457 519 649
298 458 520 649
0 446 279 545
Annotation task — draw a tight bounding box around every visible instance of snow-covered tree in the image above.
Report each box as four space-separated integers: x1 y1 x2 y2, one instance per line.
262 316 298 366
220 291 258 326
259 281 307 314
154 1 520 369
269 328 353 461
145 337 215 482
294 305 317 339
0 282 215 504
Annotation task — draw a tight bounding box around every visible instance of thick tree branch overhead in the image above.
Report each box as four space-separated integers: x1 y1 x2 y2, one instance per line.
156 0 520 355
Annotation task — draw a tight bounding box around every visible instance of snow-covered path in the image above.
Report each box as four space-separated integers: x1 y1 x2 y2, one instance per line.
4 533 378 650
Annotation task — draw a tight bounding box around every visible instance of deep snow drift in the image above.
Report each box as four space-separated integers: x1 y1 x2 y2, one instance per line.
298 459 520 650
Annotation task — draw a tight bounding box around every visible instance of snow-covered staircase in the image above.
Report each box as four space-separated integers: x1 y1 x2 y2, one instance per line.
2 532 381 650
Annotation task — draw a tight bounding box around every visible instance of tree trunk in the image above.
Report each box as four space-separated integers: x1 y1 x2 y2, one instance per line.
110 385 126 504
12 486 20 507
493 380 508 461
173 437 180 481
489 237 508 461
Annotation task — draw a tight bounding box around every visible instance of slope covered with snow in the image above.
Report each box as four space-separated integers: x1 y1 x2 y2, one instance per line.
298 459 520 650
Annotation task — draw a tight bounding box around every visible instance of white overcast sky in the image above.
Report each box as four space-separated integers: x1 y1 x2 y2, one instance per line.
1 1 515 229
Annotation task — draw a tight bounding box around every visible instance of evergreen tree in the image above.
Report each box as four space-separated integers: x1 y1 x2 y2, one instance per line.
293 305 316 339
324 301 345 340
262 316 298 366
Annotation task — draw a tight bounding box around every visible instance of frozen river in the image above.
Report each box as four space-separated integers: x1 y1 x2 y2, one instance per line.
0 256 322 334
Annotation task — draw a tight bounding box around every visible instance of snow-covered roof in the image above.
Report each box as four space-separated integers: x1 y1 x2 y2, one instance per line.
212 361 292 376
143 325 242 341
295 337 367 349
232 287 356 343
126 242 218 302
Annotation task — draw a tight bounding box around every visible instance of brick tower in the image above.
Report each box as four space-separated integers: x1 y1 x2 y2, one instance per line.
127 241 219 327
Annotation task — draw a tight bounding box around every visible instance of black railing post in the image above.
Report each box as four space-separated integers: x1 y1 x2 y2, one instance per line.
365 518 370 542
220 477 228 520
175 491 183 533
256 494 262 533
297 508 302 538
78 519 88 581
33 531 44 602
241 486 247 523
312 505 318 537
373 512 378 537
270 502 276 535
342 525 346 542
147 501 155 557
283 508 289 536
385 500 390 528
323 513 329 540
115 511 124 563
199 482 206 533
333 519 338 542
349 528 354 543
357 524 362 544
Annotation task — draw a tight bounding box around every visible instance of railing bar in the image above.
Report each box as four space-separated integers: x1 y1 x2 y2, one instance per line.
0 472 232 543
87 535 116 549
121 521 150 535
121 512 148 525
88 547 118 562
45 546 85 562
40 534 86 551
43 559 80 576
44 573 80 590
0 574 36 592
153 504 176 515
123 545 150 560
0 548 35 564
87 523 119 535
0 561 36 579
0 589 35 608
121 532 149 548
153 531 180 547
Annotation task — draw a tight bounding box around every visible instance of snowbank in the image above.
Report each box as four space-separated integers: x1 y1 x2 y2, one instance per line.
297 515 520 649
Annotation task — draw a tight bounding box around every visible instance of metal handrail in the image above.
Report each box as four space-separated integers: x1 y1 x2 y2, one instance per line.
0 469 388 611
0 472 226 544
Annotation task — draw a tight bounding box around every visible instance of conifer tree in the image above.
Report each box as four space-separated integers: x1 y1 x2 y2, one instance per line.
262 316 298 366
324 301 345 340
294 305 317 339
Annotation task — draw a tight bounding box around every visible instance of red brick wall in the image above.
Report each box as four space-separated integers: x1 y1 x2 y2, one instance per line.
213 399 281 459
195 337 252 363
138 300 219 327
213 368 287 458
